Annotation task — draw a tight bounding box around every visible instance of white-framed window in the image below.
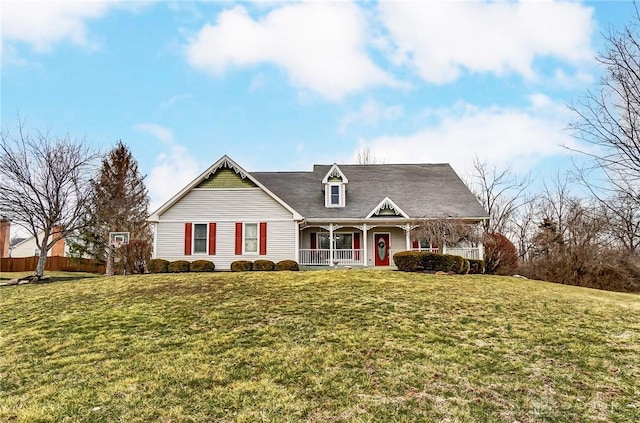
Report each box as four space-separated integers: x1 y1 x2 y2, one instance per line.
330 185 340 205
317 232 353 249
34 248 40 256
193 223 208 254
244 223 258 253
325 183 345 207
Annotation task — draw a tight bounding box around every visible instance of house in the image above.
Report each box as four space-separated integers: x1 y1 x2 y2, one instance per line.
149 155 489 270
8 226 68 258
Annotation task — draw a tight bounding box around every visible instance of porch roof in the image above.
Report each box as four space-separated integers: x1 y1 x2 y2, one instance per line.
252 163 488 220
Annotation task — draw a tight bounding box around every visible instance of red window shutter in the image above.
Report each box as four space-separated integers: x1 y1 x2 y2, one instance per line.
184 223 192 256
235 223 243 255
354 232 361 261
259 222 267 255
412 240 419 249
208 223 216 255
310 232 316 250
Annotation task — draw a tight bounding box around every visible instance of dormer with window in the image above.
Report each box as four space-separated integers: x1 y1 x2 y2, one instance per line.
322 163 348 208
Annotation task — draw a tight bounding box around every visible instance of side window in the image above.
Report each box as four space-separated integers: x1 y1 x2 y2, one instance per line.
193 223 207 253
245 223 258 253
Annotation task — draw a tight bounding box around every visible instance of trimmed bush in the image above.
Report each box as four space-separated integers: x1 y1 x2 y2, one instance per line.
275 260 300 271
393 251 423 272
190 260 215 272
168 260 190 273
394 251 470 274
469 259 485 274
253 259 275 271
231 260 253 272
147 258 169 273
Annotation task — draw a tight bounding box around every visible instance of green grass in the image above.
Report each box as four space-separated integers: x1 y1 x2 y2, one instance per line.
1 270 639 422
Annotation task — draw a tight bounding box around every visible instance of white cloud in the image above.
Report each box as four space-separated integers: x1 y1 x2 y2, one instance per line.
147 144 200 212
340 99 403 133
378 1 594 83
1 1 115 52
134 123 175 144
186 3 395 100
134 122 200 211
355 96 582 176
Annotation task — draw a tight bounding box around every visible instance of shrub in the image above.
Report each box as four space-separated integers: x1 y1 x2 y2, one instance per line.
275 260 300 271
393 251 423 271
168 260 190 273
468 259 485 274
120 239 152 274
147 258 169 273
253 259 275 271
190 260 215 272
484 233 518 275
231 260 253 272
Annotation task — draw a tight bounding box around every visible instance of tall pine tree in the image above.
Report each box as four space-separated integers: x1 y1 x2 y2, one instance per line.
70 141 150 275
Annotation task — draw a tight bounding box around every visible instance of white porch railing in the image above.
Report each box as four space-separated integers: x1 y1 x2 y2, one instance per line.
410 247 439 254
411 246 481 260
299 249 365 266
443 247 481 260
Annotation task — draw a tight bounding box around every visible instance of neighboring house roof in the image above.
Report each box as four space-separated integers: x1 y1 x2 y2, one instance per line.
10 237 26 248
252 163 488 220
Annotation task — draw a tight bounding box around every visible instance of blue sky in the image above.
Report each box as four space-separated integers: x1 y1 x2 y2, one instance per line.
1 1 635 210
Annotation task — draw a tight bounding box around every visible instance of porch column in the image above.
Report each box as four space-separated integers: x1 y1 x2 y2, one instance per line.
405 223 411 251
294 222 300 263
329 223 334 267
363 223 368 267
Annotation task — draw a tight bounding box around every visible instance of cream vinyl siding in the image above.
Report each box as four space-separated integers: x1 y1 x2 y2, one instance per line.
155 220 297 270
10 232 71 258
155 188 297 270
161 188 293 221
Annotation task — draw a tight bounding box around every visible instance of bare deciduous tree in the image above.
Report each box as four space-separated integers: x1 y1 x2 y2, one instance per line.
568 7 640 255
0 121 97 278
410 218 481 250
568 7 640 184
356 147 380 164
471 157 530 234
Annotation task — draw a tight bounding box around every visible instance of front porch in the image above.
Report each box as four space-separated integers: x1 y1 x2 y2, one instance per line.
297 223 483 267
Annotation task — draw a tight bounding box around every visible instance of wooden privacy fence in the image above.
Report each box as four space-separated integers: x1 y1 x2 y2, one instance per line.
0 256 105 274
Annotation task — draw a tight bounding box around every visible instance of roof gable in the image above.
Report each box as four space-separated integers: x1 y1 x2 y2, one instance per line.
321 163 348 184
366 197 409 218
196 167 257 188
149 155 302 221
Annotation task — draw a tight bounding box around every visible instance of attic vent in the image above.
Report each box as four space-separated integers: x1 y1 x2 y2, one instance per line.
367 197 409 219
376 204 401 216
207 157 249 180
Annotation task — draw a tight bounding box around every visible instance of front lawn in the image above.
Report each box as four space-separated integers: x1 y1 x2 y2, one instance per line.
1 270 639 422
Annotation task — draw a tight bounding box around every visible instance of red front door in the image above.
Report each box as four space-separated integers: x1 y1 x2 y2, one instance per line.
374 233 390 266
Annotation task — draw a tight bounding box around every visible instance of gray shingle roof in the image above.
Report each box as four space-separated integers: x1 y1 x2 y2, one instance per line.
252 163 488 220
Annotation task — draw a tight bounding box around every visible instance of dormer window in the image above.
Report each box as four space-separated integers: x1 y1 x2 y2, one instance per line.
330 185 340 205
322 163 348 208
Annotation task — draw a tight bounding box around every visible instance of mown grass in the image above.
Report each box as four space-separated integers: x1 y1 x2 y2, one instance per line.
1 270 639 422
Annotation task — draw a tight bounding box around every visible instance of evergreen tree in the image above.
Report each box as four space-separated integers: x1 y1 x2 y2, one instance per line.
70 141 150 275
